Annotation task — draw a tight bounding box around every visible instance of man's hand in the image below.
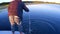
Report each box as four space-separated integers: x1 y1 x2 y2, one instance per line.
26 10 29 12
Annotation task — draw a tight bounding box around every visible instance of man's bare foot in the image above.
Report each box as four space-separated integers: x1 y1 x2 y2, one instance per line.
20 32 25 34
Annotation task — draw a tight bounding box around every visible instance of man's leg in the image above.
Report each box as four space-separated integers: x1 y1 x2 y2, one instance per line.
17 21 23 33
11 24 15 34
14 16 23 34
9 16 15 34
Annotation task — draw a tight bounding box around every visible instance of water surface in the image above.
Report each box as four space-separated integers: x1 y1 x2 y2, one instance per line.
0 4 60 34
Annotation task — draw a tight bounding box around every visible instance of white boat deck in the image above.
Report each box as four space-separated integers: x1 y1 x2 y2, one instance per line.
0 31 25 34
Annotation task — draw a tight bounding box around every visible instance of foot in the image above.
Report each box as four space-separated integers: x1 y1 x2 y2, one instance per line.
20 32 25 34
12 32 15 34
12 33 14 34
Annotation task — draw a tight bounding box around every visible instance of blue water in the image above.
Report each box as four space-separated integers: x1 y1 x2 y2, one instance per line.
0 4 60 34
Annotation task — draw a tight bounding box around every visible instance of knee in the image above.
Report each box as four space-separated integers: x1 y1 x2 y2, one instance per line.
14 16 20 24
9 16 15 25
10 20 15 25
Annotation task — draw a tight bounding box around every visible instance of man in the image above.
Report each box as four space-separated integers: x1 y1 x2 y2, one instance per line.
8 0 29 34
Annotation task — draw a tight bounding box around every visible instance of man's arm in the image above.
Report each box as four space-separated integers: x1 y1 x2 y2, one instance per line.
23 3 29 12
